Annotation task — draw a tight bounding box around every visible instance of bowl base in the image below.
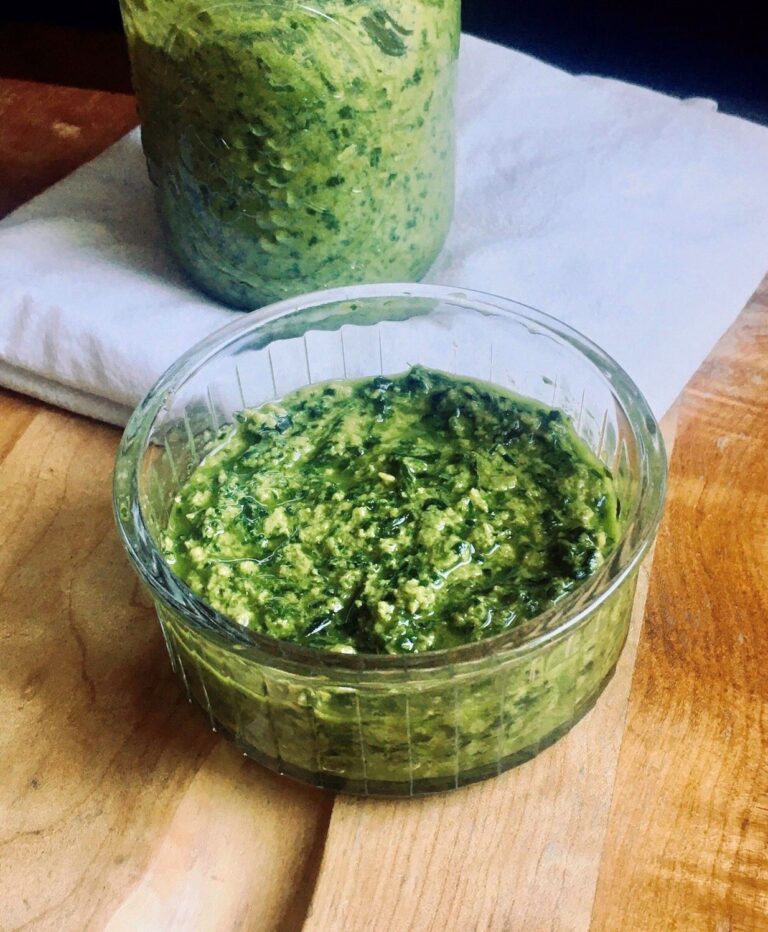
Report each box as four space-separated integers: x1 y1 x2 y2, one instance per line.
201 661 618 798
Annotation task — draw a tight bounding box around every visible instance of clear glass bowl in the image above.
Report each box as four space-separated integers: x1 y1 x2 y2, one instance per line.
113 284 667 797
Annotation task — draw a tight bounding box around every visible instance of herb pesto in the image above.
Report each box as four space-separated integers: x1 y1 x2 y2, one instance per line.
121 0 460 308
162 367 620 654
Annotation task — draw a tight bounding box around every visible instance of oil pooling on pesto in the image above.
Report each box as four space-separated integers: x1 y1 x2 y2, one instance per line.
162 367 620 654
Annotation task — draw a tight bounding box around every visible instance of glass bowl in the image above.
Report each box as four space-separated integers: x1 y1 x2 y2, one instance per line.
113 283 667 797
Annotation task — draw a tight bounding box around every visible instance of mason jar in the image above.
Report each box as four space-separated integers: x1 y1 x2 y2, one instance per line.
119 0 460 308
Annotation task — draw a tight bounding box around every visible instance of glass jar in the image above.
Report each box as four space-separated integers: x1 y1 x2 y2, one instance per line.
114 284 667 796
118 0 460 309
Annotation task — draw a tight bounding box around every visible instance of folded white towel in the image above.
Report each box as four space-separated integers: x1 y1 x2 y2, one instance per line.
1 35 767 425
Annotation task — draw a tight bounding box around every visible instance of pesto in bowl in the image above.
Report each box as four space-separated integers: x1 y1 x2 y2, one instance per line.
114 284 666 796
163 367 620 655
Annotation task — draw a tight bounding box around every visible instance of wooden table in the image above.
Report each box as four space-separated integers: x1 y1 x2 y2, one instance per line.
2 78 767 932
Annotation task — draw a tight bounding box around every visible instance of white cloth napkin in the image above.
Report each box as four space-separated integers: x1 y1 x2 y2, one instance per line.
1 34 767 426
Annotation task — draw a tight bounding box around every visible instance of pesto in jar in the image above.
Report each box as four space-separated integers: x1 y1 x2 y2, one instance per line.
120 0 460 308
162 367 620 654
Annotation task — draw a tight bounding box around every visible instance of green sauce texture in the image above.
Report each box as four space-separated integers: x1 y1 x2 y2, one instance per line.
163 367 620 654
121 0 460 308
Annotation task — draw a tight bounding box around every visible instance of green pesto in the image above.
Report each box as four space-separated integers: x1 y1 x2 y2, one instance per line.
162 367 620 655
120 0 460 308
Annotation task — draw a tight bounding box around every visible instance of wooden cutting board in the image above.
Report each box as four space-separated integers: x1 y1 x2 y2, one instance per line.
1 78 767 931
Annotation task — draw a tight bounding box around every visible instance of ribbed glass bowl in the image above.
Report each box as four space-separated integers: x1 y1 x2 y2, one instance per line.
113 283 667 797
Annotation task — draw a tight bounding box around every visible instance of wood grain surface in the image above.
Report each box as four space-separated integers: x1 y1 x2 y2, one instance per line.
0 397 333 932
1 77 767 932
591 289 768 931
0 78 137 216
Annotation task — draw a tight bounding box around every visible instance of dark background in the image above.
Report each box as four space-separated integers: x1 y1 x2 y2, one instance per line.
2 0 767 124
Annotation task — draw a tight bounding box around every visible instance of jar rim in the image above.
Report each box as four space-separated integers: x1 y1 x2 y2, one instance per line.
113 282 667 672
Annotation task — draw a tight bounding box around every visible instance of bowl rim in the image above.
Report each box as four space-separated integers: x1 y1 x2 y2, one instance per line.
113 282 667 672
